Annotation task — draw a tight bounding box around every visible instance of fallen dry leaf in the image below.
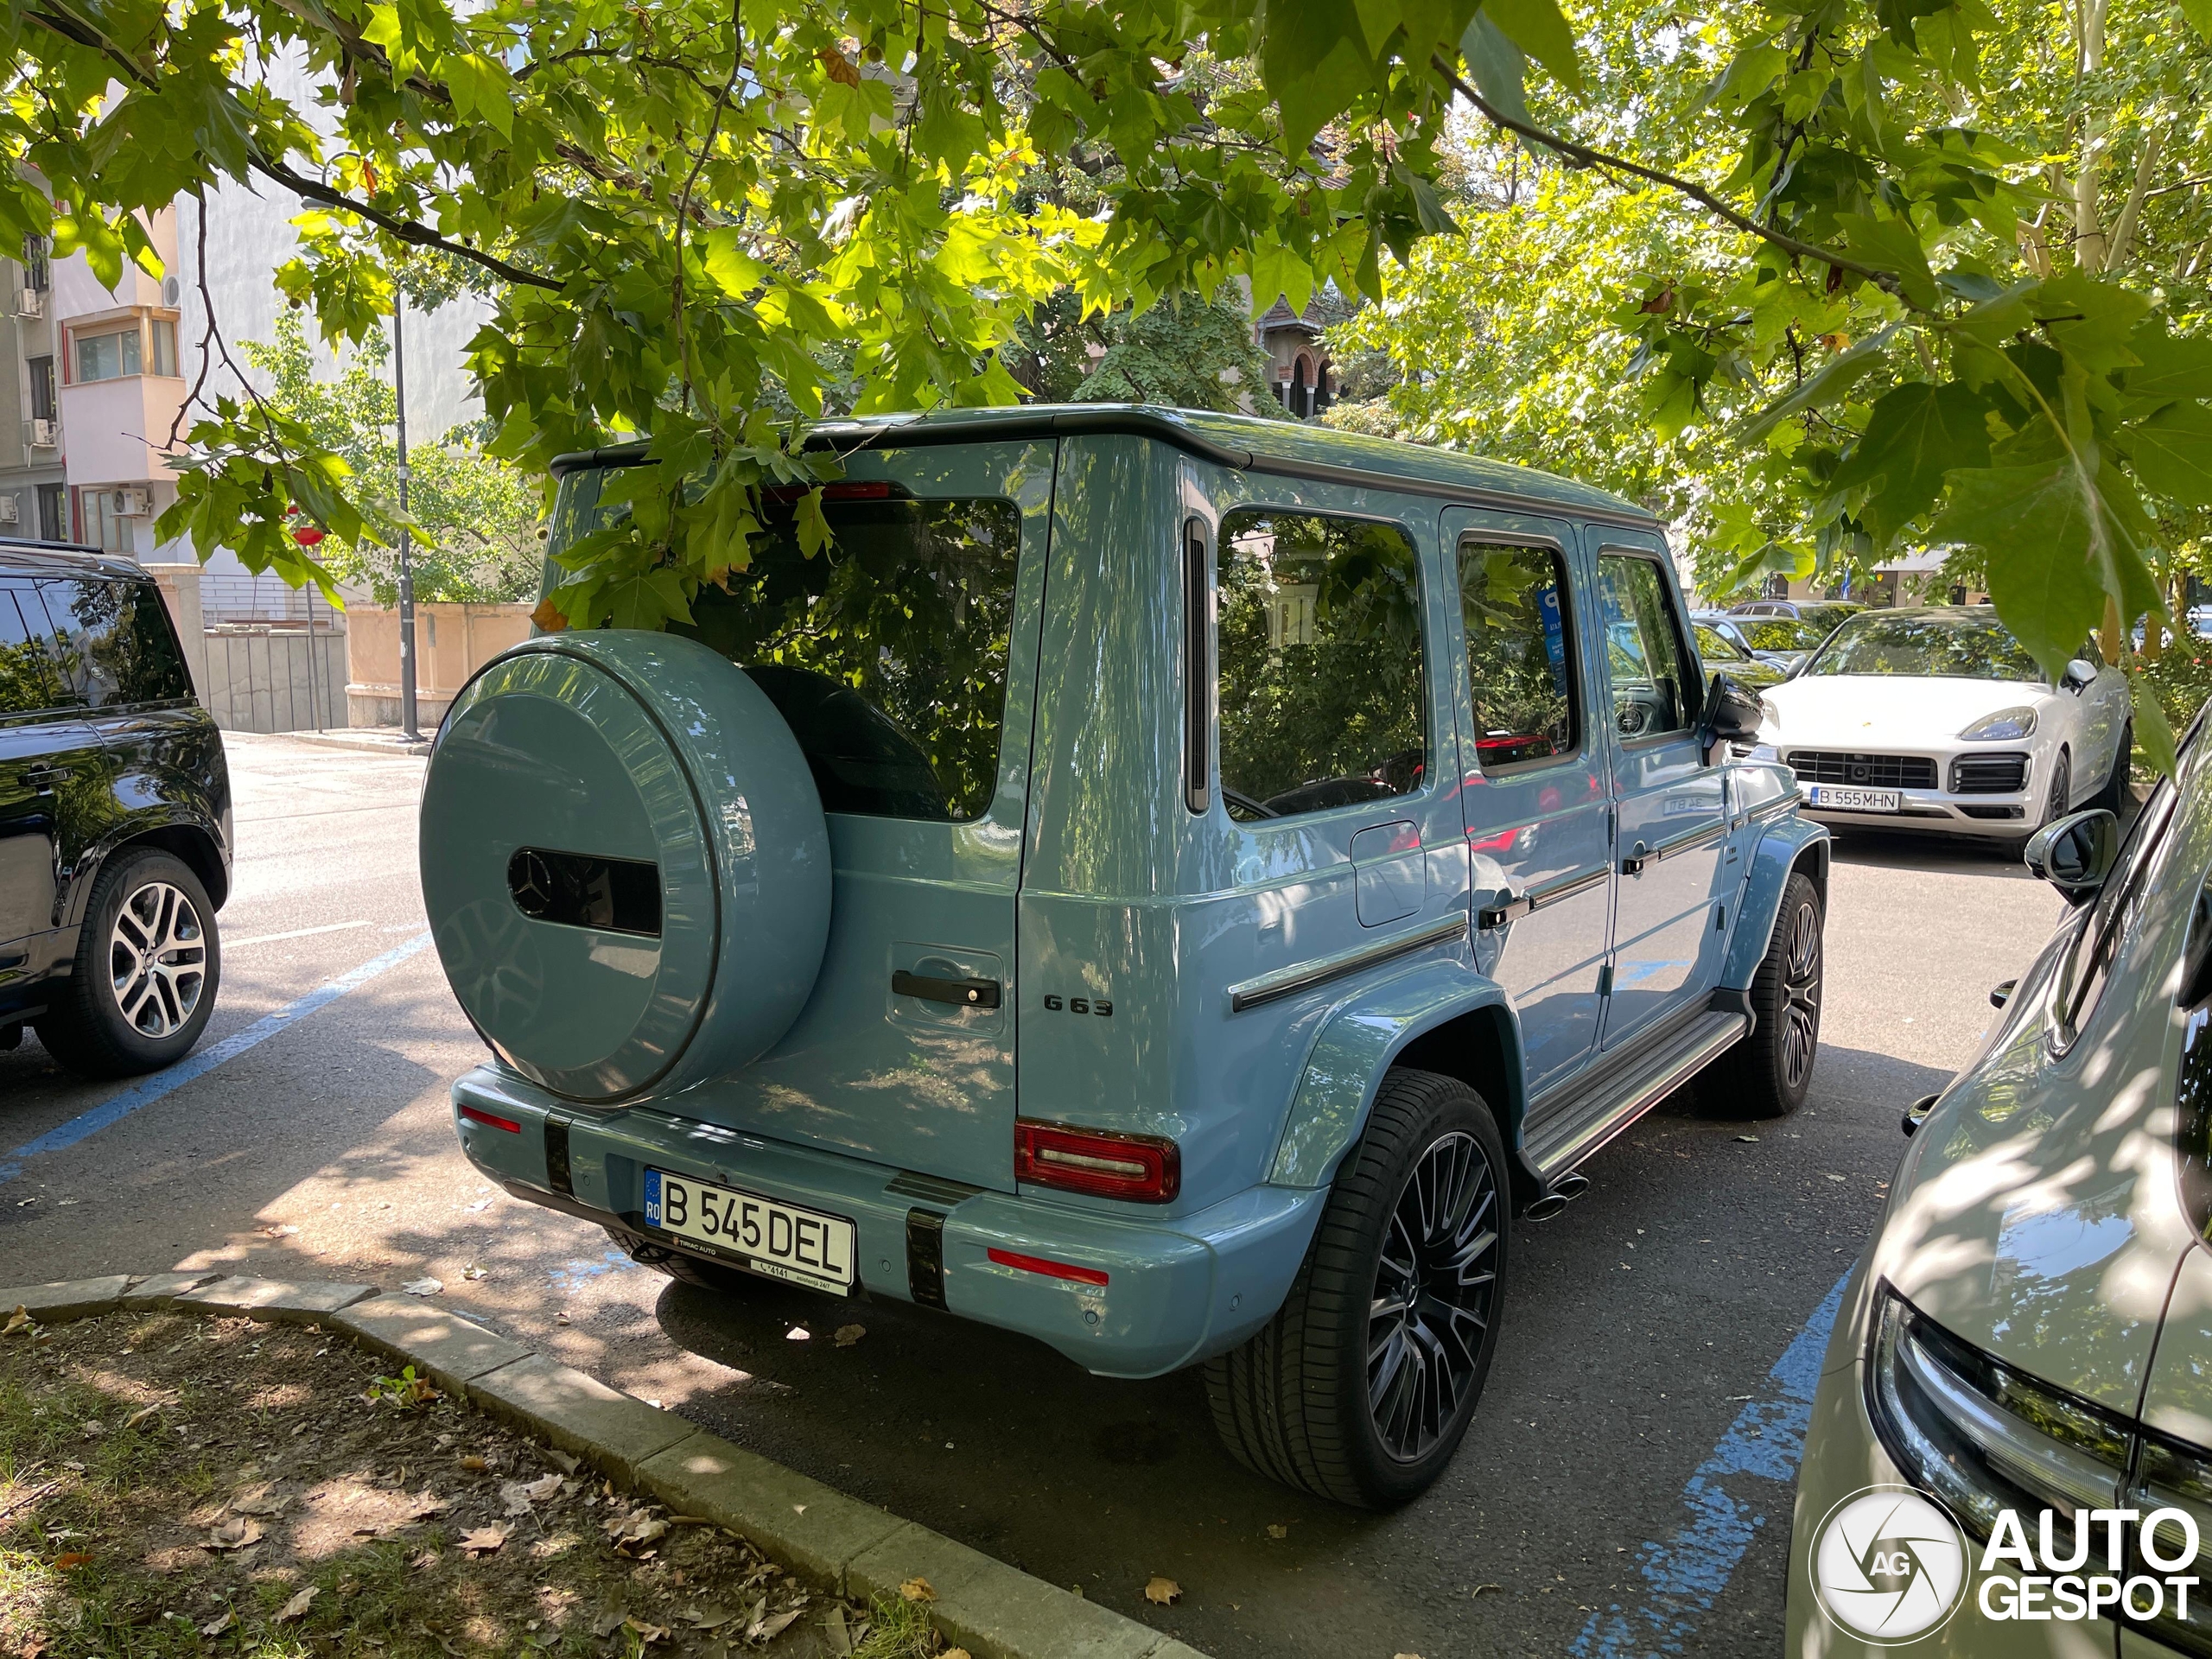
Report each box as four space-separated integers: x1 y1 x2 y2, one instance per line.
52 1553 90 1571
457 1455 489 1472
120 1403 164 1431
590 1608 629 1638
604 1510 670 1550
1145 1577 1182 1605
1267 1523 1287 1540
276 1587 318 1623
460 1525 508 1557
944 1650 973 1659
461 1264 488 1281
832 1324 866 1348
623 1618 670 1644
402 1277 443 1296
751 1607 803 1643
231 1490 287 1517
899 1577 936 1604
199 1611 236 1637
3 1307 31 1337
531 596 569 633
202 1517 263 1553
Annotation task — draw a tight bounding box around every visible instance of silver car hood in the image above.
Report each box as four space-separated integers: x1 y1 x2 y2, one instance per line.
1866 851 2202 1415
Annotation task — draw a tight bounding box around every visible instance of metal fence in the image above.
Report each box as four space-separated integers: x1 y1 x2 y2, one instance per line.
200 622 347 734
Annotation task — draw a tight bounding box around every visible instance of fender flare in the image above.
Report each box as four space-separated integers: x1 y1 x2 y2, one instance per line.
1721 814 1829 989
62 805 232 930
1264 958 1526 1191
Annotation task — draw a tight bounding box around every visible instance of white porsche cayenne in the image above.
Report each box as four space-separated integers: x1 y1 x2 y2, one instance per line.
1750 605 2133 844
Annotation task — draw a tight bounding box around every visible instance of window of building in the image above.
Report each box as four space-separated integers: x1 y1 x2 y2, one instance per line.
74 325 143 383
34 484 65 544
675 493 1022 823
28 356 54 423
1216 508 1427 820
150 320 178 378
1460 539 1579 770
20 236 47 293
1597 552 1700 741
79 489 136 556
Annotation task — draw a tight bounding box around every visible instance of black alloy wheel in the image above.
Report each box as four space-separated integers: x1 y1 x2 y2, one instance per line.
1700 868 1824 1119
1368 1129 1503 1461
1779 889 1822 1096
1204 1069 1510 1507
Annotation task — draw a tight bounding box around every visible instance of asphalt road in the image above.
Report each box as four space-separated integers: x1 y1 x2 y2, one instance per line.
0 734 2075 1658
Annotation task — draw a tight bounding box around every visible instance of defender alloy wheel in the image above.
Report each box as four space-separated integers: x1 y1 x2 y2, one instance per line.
38 849 222 1078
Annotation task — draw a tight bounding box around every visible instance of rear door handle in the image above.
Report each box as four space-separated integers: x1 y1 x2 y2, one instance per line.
893 969 1002 1009
22 767 68 786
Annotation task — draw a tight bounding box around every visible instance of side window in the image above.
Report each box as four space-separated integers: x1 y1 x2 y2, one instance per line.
1597 552 1700 741
1459 539 1577 770
34 579 185 708
677 493 1020 823
1216 509 1426 821
0 593 60 715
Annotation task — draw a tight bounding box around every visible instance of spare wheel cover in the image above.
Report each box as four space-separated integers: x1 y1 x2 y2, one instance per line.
420 630 830 1101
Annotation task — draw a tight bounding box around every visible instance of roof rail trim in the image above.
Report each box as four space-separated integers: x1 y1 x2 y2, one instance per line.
547 411 1661 529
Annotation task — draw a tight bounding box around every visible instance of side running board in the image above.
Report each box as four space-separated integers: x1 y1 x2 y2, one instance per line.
1523 1001 1752 1179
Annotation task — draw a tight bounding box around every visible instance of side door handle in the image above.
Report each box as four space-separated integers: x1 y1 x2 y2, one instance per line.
1478 891 1531 930
893 969 1002 1009
1620 844 1651 876
22 766 69 786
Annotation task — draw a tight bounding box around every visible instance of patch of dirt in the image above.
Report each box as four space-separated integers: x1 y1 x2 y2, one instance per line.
0 1308 954 1659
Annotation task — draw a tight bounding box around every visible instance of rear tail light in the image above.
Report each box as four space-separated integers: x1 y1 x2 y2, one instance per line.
460 1104 522 1134
1014 1118 1179 1203
987 1248 1109 1287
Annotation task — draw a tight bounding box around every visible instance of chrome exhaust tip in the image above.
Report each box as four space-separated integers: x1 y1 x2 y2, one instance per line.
1524 1192 1568 1221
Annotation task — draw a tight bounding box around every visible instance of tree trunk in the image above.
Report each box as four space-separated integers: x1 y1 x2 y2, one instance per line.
2075 0 2111 270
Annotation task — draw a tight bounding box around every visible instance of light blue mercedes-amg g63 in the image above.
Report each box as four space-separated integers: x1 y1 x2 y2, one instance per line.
420 406 1827 1507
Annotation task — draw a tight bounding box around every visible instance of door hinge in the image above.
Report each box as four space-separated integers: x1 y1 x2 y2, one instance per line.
1597 963 1613 999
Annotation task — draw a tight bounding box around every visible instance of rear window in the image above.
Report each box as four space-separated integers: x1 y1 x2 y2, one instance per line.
36 578 191 706
553 471 1020 823
1215 508 1427 820
0 591 62 714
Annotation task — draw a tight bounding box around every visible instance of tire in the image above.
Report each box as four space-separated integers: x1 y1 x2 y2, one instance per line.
1204 1069 1508 1509
2039 747 2073 828
1701 871 1822 1119
601 1224 759 1293
2088 722 2133 817
37 849 220 1078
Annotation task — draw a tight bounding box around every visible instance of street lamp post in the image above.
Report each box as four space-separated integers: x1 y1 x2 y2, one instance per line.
392 290 422 743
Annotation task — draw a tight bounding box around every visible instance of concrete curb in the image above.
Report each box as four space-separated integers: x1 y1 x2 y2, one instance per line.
262 728 433 757
0 1272 1208 1659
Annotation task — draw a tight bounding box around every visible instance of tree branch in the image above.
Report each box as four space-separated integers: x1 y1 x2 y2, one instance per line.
1431 57 1912 305
250 157 563 290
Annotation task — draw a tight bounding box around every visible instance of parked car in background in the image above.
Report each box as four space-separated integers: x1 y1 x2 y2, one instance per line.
1754 606 2130 846
1711 613 1843 675
1728 597 1866 627
1787 717 2212 1655
422 405 1829 1510
0 539 230 1075
1690 614 1789 689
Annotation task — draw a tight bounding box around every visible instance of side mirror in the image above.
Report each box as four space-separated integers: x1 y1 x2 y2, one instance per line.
1700 672 1764 743
2024 808 2119 902
2062 658 2097 693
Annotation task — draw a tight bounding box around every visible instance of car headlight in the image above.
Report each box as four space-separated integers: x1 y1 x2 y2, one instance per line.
1868 1288 2212 1649
1961 706 2040 741
1745 743 1781 764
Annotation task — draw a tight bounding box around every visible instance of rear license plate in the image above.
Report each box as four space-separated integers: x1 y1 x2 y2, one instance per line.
1806 785 1901 812
642 1169 856 1294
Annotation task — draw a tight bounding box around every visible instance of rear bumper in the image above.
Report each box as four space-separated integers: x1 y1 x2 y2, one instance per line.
451 1065 1321 1379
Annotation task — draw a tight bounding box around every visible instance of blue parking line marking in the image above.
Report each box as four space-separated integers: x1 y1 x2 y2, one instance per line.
0 931 434 1186
1569 1268 1852 1658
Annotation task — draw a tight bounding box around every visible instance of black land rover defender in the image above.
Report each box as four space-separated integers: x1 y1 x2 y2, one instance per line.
0 539 229 1077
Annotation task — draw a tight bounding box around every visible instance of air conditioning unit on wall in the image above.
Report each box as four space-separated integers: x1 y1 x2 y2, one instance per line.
16 288 40 319
111 488 149 518
28 418 54 448
0 497 17 524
